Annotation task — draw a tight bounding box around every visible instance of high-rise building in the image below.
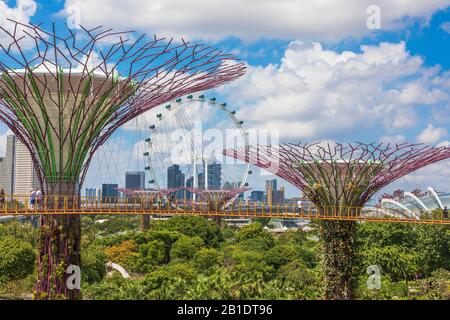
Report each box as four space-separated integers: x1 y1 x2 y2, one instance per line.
125 171 145 190
272 186 285 204
207 162 221 190
85 188 100 198
167 164 185 199
13 138 40 196
0 157 5 191
186 176 194 200
198 162 222 190
0 135 40 197
266 179 277 205
102 184 118 203
0 135 16 196
251 190 264 202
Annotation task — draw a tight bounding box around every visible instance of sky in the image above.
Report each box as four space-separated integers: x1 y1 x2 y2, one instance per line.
0 0 449 199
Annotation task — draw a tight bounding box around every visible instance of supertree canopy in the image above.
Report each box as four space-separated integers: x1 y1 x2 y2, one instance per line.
224 141 450 299
185 187 250 225
0 20 245 195
0 20 245 299
224 142 450 208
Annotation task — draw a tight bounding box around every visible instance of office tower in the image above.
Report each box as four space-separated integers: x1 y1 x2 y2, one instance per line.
266 179 277 205
272 186 285 204
102 184 119 203
0 135 40 197
251 190 264 202
198 162 222 190
0 135 16 196
0 157 4 190
13 138 40 196
207 162 221 190
85 188 99 198
186 176 194 200
125 171 145 190
167 164 185 199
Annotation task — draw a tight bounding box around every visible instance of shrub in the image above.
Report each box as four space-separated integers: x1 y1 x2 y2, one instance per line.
83 274 146 300
153 216 222 247
135 240 166 273
276 260 320 299
0 236 35 284
235 223 274 249
264 245 297 270
104 240 139 270
81 245 108 284
170 236 204 262
193 248 224 272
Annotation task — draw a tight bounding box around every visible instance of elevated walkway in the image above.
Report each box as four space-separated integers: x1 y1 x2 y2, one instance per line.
0 195 448 225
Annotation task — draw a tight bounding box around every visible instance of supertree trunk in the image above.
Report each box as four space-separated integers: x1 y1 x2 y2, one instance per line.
320 220 357 300
35 182 81 300
140 215 151 231
212 216 222 226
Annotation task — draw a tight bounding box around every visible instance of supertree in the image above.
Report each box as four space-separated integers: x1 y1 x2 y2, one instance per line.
185 187 250 225
224 142 450 299
117 187 181 231
0 20 245 299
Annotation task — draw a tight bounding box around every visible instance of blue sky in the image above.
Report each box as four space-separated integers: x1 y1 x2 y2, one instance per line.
0 0 449 198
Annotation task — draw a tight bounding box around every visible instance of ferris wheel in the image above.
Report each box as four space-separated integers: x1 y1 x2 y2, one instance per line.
142 94 250 202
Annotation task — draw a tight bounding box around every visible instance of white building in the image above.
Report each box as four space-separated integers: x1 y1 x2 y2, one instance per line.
0 134 40 197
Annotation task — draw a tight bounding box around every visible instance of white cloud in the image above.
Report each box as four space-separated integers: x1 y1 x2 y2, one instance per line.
379 135 406 144
219 41 450 140
392 159 450 193
417 124 448 144
441 21 450 34
0 0 37 45
437 140 450 147
61 0 450 41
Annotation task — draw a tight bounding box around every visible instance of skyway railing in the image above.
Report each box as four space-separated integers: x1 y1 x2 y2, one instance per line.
0 195 448 225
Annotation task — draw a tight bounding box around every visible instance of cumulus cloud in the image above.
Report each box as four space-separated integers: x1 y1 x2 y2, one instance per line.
379 135 406 144
417 124 448 144
441 21 450 34
219 41 450 140
0 0 37 45
60 0 450 41
394 159 450 192
437 140 450 147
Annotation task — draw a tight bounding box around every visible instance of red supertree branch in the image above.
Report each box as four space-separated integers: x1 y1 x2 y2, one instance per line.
0 20 246 193
184 187 250 210
224 142 450 207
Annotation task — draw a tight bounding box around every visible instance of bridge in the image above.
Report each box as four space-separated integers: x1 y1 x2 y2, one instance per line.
0 195 448 225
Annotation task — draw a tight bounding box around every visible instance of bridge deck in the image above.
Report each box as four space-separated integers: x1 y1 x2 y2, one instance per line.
0 196 448 225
